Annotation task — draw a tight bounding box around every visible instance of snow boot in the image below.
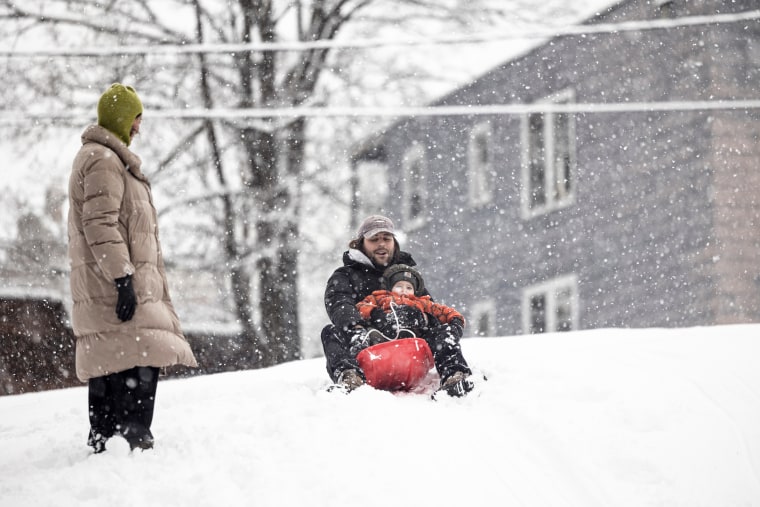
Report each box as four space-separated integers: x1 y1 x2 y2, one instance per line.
87 429 108 454
129 434 155 452
121 423 154 452
437 371 474 398
329 369 365 393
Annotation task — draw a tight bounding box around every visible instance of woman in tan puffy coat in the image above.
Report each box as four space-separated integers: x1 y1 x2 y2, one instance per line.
68 83 197 453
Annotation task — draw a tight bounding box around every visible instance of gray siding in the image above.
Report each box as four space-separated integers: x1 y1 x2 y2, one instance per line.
357 0 760 336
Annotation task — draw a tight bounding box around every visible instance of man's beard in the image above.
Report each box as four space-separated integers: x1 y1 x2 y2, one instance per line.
370 250 393 267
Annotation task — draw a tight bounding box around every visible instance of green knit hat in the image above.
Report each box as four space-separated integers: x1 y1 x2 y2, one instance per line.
97 83 143 146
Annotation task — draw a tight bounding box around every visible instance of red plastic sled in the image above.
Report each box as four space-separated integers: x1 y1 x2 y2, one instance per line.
356 338 434 391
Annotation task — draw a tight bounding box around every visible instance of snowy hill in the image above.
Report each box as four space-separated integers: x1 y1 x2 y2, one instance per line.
1 325 759 507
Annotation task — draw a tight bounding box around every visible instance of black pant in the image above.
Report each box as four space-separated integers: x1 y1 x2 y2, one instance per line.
321 323 471 383
321 325 361 382
88 366 159 440
423 324 472 381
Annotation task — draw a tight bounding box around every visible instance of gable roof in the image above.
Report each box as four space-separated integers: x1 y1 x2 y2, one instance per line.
353 0 623 160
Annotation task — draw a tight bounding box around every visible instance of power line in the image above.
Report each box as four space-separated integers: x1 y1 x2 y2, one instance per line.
2 99 759 124
0 10 757 57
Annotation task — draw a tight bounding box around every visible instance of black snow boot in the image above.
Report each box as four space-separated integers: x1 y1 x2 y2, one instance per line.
87 429 108 454
438 371 474 398
122 423 155 451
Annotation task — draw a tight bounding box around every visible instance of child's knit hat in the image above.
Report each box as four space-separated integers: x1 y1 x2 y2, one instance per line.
97 83 143 146
383 264 425 296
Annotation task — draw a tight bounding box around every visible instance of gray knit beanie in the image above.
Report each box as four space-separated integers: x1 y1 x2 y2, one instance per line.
383 264 424 295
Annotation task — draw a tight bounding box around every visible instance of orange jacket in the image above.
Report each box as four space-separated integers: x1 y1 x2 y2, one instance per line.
357 290 464 326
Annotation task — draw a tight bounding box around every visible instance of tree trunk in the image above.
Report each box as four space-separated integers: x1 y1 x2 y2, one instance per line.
195 0 261 368
2 0 514 370
266 117 305 364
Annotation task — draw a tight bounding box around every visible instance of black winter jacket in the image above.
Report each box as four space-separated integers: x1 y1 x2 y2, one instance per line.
324 248 428 334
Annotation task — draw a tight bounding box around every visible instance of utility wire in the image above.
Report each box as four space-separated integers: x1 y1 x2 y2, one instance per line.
2 99 759 124
1 10 756 122
0 10 757 57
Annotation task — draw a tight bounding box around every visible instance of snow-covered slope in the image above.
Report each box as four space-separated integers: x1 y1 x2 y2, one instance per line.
1 325 759 507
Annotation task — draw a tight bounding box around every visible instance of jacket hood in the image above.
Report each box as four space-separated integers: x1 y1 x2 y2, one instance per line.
342 249 417 271
81 124 147 182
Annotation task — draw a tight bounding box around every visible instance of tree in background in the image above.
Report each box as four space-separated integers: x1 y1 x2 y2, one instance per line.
0 185 67 294
0 0 579 368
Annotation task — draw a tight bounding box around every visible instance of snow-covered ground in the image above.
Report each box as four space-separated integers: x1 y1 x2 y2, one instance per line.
1 324 759 507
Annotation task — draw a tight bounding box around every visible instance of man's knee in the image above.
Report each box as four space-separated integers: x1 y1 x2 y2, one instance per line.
321 324 342 346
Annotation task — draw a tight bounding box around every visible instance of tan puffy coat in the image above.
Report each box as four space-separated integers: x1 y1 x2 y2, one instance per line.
68 124 197 381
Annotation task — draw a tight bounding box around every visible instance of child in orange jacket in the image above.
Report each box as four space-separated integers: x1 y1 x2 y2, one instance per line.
355 263 473 396
357 264 465 339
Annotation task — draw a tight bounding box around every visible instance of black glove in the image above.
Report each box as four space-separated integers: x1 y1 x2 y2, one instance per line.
447 318 464 339
347 326 370 356
369 308 395 337
115 275 137 322
391 305 426 332
434 318 465 347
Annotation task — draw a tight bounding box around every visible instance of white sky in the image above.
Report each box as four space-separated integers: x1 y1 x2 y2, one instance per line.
0 0 619 228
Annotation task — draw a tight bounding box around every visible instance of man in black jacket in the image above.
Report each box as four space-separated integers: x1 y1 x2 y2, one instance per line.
321 215 472 396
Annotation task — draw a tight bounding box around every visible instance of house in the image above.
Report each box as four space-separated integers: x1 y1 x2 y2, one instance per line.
0 288 249 396
0 294 78 394
351 0 760 337
0 215 247 395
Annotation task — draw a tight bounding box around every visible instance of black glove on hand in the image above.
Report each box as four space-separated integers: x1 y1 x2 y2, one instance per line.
115 275 137 322
391 305 426 332
369 308 395 337
347 326 370 356
447 318 465 339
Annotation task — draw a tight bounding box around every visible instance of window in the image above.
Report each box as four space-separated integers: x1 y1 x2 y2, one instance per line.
468 122 493 206
402 144 426 229
527 113 546 209
470 300 495 337
522 274 578 334
521 89 576 218
656 0 676 18
528 292 547 334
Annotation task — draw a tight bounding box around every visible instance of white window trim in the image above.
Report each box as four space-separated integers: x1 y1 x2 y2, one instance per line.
521 273 579 334
402 143 427 231
470 299 496 337
468 122 493 207
520 88 577 219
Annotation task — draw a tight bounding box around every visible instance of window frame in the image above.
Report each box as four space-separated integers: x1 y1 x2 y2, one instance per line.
402 143 427 230
521 274 579 334
520 89 577 219
469 299 496 337
467 122 493 207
